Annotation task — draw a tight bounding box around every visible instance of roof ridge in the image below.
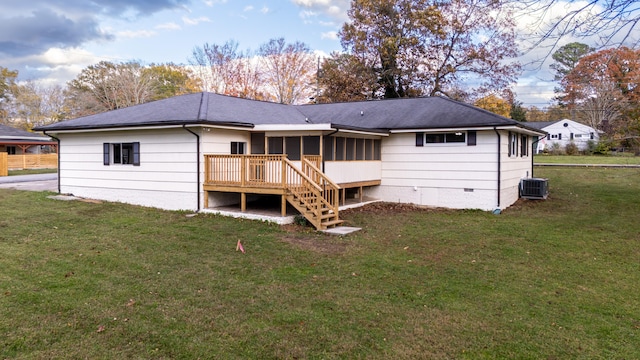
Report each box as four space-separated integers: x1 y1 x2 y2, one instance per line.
197 92 209 120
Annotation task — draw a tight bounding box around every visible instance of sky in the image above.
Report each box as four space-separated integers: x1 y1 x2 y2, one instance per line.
1 0 638 109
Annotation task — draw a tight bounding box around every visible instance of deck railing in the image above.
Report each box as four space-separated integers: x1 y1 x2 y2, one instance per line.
204 154 341 228
301 158 340 217
204 154 286 187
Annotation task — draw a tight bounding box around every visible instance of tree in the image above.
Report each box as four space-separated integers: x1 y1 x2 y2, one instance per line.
66 61 158 116
339 0 441 98
335 0 520 101
144 64 201 101
510 100 527 122
6 80 66 128
474 94 511 117
189 40 249 94
0 67 18 123
550 42 594 81
513 0 640 54
258 38 316 104
561 47 640 145
65 61 200 118
317 53 378 103
190 38 312 103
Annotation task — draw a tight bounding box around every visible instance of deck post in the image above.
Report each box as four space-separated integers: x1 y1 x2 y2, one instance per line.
281 194 287 217
241 192 246 212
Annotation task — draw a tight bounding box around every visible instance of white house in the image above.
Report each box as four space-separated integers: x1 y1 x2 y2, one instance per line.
527 119 599 154
35 93 545 229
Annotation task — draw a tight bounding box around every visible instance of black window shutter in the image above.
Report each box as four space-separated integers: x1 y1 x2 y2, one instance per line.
467 131 477 146
103 143 110 165
132 142 140 166
415 132 424 147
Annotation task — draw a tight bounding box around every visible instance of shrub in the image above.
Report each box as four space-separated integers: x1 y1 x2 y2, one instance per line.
548 142 564 155
565 141 579 155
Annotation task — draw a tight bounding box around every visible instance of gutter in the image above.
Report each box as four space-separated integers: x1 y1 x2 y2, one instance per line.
43 131 61 193
493 127 501 210
182 125 201 212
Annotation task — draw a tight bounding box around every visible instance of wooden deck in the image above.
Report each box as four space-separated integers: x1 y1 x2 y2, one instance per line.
203 154 341 230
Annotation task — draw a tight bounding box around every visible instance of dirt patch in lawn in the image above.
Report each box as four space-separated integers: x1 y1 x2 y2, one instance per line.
340 201 443 216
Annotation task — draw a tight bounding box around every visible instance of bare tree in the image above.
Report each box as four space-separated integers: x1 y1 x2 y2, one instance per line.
258 38 316 104
515 1 640 56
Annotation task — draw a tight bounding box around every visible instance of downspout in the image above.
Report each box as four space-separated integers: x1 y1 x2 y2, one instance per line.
43 131 61 193
493 127 501 210
182 125 201 212
531 136 541 178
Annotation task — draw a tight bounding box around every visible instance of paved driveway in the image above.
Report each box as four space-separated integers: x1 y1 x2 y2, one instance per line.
0 173 58 192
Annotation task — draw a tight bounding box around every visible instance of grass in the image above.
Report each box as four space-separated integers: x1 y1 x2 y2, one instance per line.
1 167 639 359
535 153 640 165
8 169 58 176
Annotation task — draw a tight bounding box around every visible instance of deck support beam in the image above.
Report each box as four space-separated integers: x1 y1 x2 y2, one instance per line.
281 195 287 217
241 193 246 212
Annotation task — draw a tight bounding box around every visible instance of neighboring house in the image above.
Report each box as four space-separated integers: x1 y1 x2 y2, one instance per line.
0 123 57 154
34 92 545 229
527 119 599 154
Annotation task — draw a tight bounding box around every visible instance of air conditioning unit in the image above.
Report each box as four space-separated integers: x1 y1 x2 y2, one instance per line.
520 178 549 200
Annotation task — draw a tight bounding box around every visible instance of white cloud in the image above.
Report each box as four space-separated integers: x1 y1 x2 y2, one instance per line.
243 5 254 12
321 31 338 40
156 22 181 30
117 30 156 39
260 6 270 14
203 0 227 6
182 16 212 25
291 0 350 21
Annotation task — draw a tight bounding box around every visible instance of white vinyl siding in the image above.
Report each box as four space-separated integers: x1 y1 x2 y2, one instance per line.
366 130 533 210
57 128 199 211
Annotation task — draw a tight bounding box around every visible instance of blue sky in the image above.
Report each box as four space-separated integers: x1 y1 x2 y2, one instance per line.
1 0 638 108
1 0 348 84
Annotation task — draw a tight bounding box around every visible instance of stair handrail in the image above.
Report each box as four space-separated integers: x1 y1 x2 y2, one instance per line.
283 158 324 222
301 158 340 217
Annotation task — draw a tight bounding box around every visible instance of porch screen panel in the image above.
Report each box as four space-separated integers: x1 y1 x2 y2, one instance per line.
268 137 283 154
323 136 334 161
356 139 365 160
365 139 373 160
346 138 355 160
251 132 265 154
303 136 320 155
335 137 345 161
285 136 301 160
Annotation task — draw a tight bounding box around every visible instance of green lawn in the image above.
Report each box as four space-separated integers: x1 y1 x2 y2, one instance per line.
8 169 58 176
1 167 639 359
535 154 640 165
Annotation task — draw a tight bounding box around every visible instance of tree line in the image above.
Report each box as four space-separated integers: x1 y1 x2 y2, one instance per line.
0 0 639 150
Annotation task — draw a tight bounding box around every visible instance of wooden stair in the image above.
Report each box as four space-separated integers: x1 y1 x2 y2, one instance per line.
283 159 342 231
286 193 343 230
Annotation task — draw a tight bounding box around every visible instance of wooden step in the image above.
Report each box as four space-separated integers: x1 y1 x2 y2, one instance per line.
321 219 344 228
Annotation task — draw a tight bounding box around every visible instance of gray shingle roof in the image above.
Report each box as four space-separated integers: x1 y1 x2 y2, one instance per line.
0 124 51 141
35 92 309 131
297 96 530 131
525 121 558 130
35 92 543 134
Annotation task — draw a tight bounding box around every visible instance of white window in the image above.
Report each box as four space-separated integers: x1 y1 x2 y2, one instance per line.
103 142 140 166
